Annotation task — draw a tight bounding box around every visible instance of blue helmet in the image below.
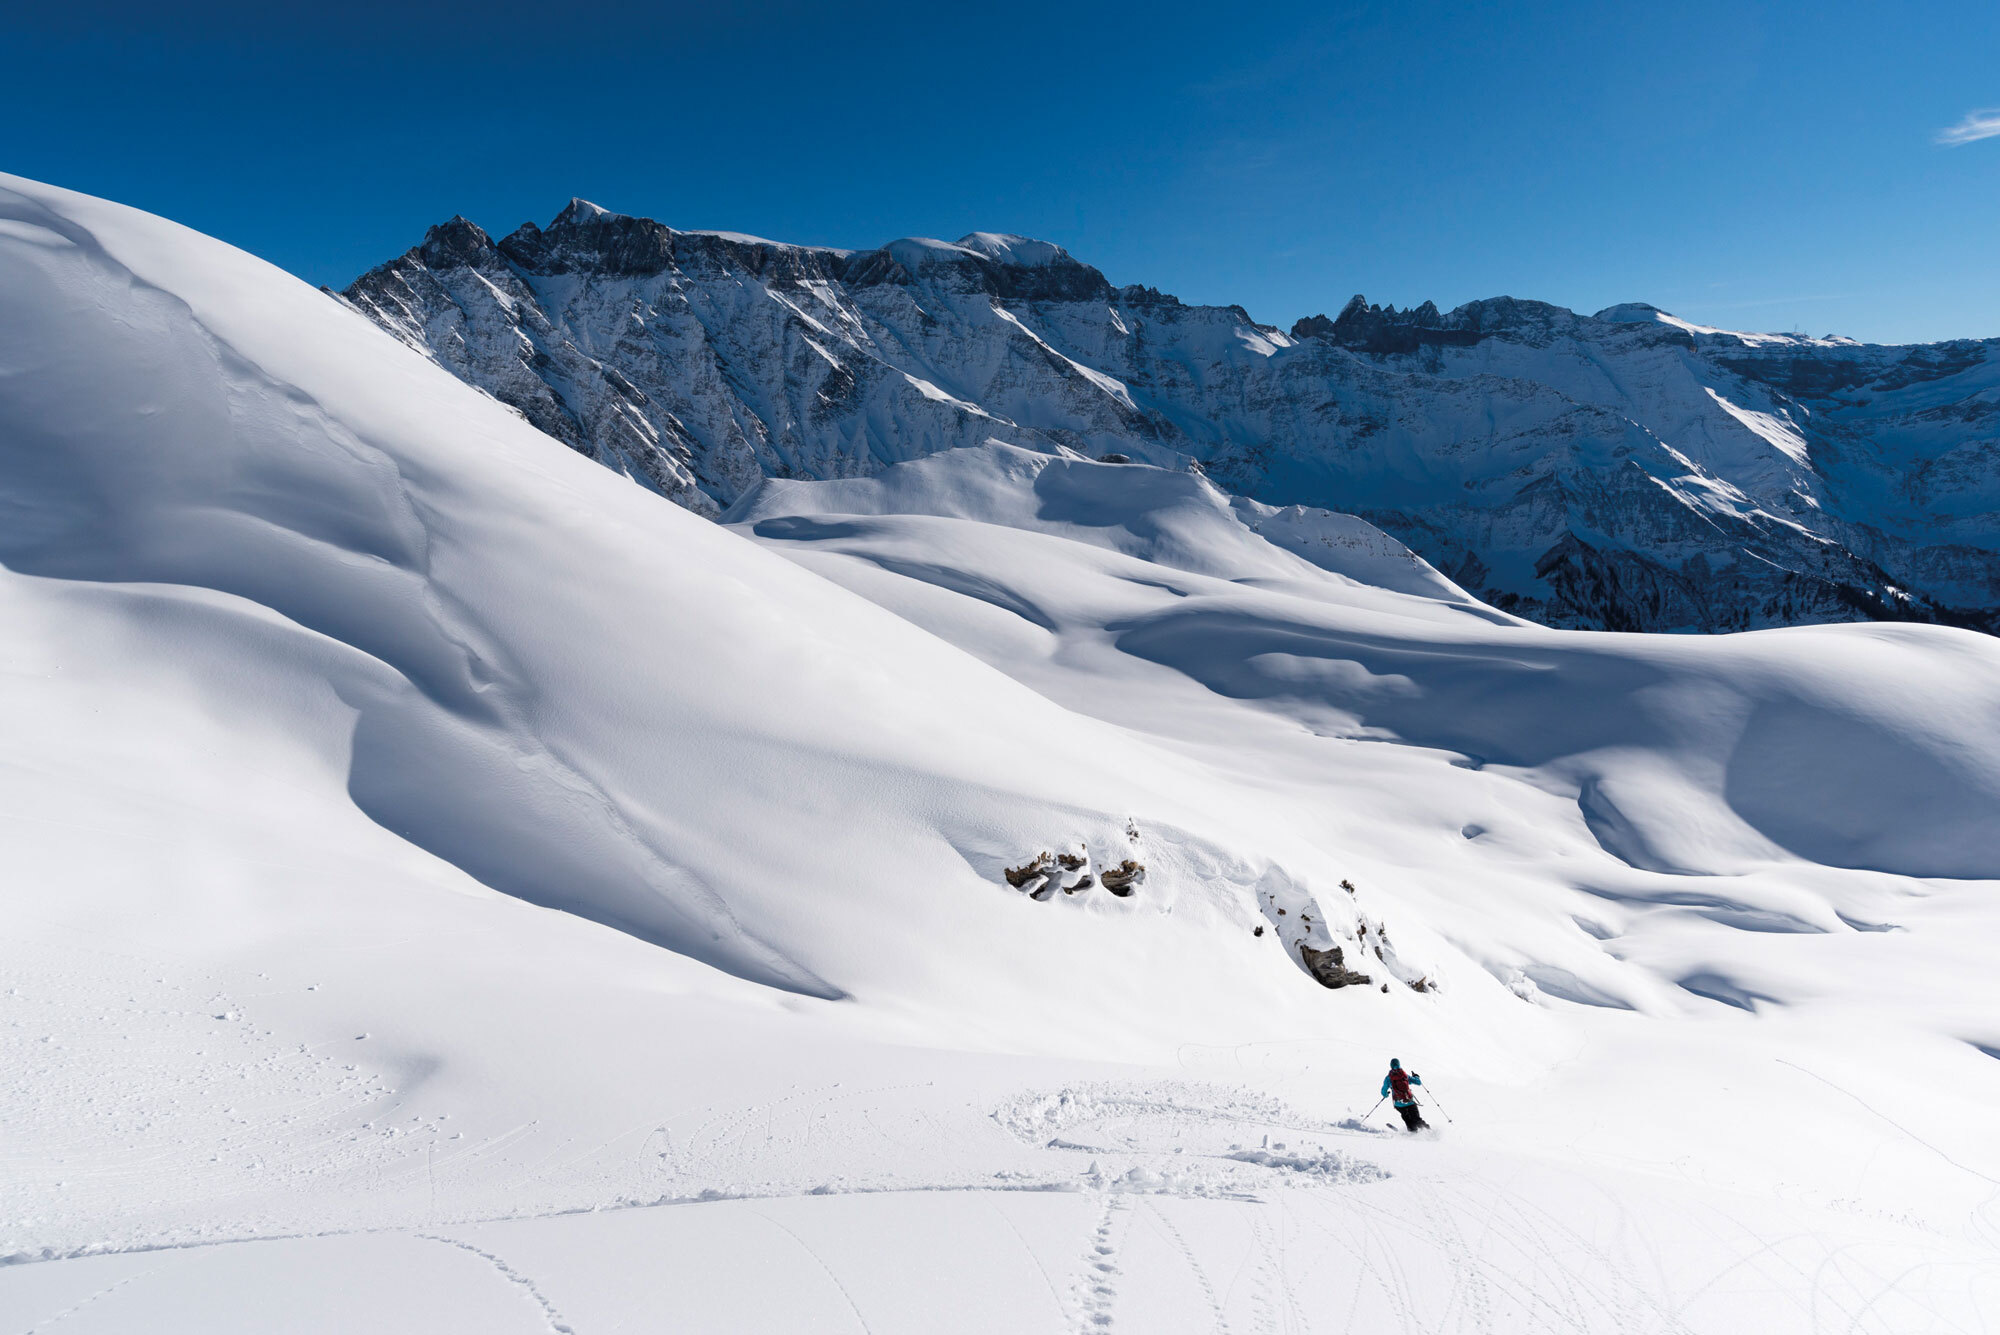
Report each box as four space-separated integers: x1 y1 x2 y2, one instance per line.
1389 1058 1401 1069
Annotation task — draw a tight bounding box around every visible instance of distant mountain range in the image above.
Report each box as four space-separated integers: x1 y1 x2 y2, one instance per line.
343 201 2000 633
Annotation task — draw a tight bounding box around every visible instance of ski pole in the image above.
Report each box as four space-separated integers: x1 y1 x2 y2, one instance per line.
1421 1089 1454 1124
1362 1096 1386 1120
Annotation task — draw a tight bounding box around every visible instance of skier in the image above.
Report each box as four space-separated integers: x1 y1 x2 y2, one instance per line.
1381 1057 1428 1131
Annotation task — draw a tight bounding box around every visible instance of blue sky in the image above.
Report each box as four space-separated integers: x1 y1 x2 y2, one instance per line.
9 1 1998 344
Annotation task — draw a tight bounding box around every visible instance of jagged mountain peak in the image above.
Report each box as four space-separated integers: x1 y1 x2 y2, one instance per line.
413 215 499 270
342 206 2000 635
1291 293 1677 352
1291 294 1488 353
498 203 677 276
383 199 1117 301
555 196 622 224
499 200 840 279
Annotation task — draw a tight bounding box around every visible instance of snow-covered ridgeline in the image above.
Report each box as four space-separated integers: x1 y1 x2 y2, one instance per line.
345 202 2000 635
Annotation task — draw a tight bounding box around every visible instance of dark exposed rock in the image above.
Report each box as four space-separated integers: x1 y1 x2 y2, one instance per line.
1291 295 1490 355
834 237 1114 302
418 216 501 270
1004 854 1052 889
1101 860 1145 896
1007 849 1097 897
1719 340 1991 397
1299 944 1373 989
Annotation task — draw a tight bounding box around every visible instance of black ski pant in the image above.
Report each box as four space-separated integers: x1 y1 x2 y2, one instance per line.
1396 1101 1428 1131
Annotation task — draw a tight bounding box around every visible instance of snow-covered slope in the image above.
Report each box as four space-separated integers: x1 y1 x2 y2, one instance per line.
2 177 1475 1058
5 177 2000 1332
346 204 2000 634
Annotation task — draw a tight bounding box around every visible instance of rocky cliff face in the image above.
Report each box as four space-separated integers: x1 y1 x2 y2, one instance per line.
343 201 2000 633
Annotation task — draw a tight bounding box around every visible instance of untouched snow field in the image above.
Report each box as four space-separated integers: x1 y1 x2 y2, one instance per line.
3 173 1999 1332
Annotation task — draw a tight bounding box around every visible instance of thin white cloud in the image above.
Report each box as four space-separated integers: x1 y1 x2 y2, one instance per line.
1937 108 2000 146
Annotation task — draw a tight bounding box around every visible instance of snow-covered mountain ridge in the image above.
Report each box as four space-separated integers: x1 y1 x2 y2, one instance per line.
346 200 2000 634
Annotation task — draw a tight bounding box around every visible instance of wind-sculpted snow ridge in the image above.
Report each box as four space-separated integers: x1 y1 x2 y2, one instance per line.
347 202 2000 635
7 176 2000 1331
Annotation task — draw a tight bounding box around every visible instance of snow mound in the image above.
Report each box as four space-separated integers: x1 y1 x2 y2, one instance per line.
956 232 1071 268
1593 300 1675 324
883 235 986 269
730 440 1474 602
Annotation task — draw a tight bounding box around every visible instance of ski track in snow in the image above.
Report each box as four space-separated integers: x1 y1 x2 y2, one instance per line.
741 1206 877 1335
3 1160 1993 1332
416 1234 575 1335
15 1264 161 1335
1143 1197 1230 1330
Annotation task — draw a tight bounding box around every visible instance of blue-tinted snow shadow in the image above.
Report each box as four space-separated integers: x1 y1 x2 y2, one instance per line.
1723 702 2000 880
1676 970 1780 1012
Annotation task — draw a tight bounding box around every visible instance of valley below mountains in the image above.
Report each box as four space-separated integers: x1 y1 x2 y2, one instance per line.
345 200 2000 634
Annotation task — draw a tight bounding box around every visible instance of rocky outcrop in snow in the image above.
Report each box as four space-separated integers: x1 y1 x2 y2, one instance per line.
1298 944 1372 990
345 203 2000 633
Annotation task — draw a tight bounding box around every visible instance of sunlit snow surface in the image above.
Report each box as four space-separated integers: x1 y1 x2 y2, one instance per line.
2 174 1999 1333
